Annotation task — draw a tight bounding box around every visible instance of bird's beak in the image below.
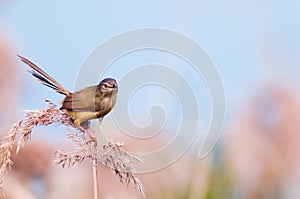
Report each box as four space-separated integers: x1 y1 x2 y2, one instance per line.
110 85 118 92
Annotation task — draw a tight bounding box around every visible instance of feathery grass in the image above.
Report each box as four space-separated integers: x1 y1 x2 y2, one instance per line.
0 99 145 198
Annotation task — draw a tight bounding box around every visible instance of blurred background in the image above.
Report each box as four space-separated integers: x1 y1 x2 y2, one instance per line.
1 1 300 198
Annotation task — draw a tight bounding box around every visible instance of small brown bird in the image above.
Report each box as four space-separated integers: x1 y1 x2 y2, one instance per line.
18 55 118 129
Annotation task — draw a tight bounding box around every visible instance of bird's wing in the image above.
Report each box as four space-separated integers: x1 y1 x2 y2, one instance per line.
61 86 102 111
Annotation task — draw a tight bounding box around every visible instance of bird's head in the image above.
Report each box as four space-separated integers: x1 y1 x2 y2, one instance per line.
97 78 118 96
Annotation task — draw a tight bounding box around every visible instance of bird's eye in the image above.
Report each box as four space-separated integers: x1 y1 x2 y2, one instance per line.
102 84 108 89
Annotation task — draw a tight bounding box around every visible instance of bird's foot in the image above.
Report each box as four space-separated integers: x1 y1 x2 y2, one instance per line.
76 125 97 145
98 117 103 125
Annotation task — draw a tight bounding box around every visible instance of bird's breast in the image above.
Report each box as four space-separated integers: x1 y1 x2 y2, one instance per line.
96 96 114 118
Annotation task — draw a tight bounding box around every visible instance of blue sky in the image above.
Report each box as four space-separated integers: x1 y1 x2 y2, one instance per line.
1 1 299 142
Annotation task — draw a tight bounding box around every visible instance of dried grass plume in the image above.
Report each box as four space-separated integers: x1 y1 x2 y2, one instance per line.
0 99 145 198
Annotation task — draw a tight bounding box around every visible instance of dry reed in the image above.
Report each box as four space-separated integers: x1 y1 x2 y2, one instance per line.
0 99 145 198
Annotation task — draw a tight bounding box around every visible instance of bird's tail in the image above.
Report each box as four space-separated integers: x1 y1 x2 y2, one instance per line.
18 55 70 96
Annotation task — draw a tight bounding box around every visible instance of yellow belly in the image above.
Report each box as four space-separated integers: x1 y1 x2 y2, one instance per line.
66 111 98 126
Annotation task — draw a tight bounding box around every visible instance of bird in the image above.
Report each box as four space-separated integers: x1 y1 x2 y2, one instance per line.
18 55 118 133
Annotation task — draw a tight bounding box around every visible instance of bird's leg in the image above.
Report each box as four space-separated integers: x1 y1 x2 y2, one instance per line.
77 126 97 143
98 117 103 125
73 119 97 143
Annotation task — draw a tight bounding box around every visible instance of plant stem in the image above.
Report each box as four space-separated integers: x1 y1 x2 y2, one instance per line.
92 158 99 199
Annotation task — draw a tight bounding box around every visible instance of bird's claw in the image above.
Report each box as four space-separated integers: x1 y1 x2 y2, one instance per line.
77 126 97 145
